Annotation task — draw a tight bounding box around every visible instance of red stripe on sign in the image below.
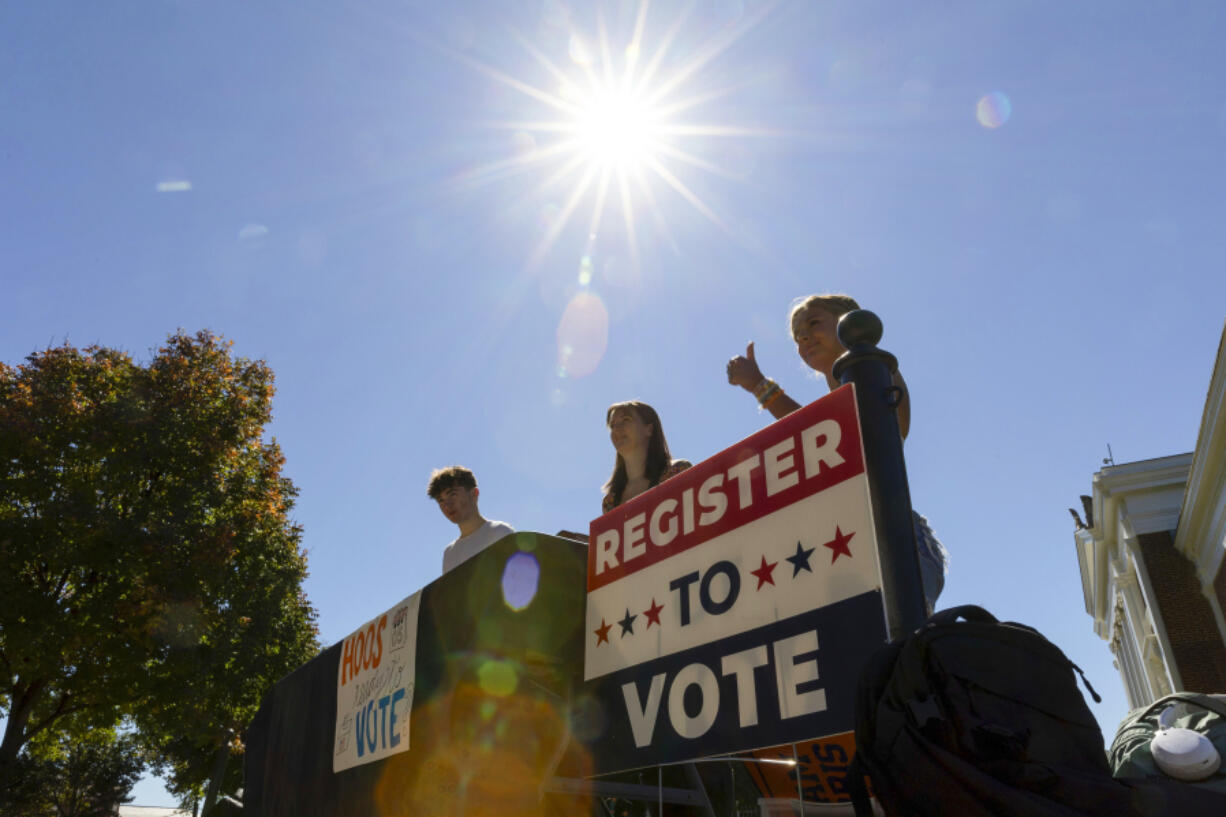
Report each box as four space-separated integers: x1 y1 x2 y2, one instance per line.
587 385 865 591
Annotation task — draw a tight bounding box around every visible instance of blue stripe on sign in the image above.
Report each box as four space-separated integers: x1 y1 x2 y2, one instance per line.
581 589 887 774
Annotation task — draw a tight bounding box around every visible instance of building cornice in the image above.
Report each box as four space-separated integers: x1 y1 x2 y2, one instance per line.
1082 455 1191 634
1174 321 1226 581
1074 322 1226 707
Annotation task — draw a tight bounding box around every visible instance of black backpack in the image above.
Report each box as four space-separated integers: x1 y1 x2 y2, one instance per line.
846 606 1226 816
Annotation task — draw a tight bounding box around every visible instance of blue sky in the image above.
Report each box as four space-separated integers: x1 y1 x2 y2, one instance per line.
3 0 1225 806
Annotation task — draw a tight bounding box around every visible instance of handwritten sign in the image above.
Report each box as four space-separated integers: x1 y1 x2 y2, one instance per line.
332 592 421 772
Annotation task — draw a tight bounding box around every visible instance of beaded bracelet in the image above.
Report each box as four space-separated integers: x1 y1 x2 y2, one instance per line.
753 378 777 400
757 380 781 408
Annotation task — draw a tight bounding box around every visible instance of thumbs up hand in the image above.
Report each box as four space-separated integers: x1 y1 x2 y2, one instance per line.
725 341 765 392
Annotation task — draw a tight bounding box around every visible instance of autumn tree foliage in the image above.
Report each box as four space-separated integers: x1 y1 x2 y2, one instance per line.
0 331 319 800
4 726 145 817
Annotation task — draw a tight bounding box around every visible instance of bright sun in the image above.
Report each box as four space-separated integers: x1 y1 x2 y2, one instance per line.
453 0 773 265
571 86 661 170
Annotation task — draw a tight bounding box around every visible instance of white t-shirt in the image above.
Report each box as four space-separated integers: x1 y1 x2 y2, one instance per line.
441 520 515 574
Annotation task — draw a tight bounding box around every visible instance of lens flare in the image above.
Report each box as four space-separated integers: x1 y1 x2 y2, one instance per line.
477 660 519 697
538 202 560 233
569 692 610 742
374 681 583 816
501 551 541 611
511 130 536 158
976 91 1012 128
556 291 609 377
480 699 498 721
568 34 592 66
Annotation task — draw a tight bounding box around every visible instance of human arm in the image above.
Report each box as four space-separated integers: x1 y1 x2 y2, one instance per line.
729 341 909 430
726 342 803 420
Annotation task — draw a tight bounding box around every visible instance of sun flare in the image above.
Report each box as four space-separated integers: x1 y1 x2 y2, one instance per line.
570 85 661 170
450 1 776 266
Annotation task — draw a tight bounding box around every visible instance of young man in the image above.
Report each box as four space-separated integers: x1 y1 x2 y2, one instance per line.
427 466 514 574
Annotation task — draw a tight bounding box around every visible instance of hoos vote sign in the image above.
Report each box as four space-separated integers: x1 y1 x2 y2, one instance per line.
332 592 421 773
584 385 889 773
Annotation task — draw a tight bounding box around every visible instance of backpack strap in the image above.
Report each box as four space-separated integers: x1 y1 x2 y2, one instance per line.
1179 692 1226 720
1067 660 1102 703
845 754 875 817
1136 692 1226 723
925 605 998 626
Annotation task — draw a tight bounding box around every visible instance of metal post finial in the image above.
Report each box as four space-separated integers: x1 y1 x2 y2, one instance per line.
836 308 883 349
830 309 926 639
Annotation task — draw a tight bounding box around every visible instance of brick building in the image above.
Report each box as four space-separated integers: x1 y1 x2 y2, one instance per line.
1074 323 1226 707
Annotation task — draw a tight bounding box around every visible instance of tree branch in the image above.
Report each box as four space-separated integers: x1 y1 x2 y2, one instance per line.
54 568 71 600
0 677 46 766
22 690 75 746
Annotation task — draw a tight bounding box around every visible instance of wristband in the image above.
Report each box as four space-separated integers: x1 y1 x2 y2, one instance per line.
757 380 782 409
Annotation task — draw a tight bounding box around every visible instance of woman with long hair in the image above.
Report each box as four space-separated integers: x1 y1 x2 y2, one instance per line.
601 401 691 513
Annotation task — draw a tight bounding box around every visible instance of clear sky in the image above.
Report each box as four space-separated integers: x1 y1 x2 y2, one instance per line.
4 0 1225 807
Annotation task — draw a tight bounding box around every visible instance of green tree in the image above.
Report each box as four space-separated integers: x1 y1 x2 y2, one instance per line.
4 726 145 817
0 331 319 798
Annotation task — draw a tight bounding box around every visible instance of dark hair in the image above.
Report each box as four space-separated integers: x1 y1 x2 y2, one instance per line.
427 465 476 500
602 401 673 509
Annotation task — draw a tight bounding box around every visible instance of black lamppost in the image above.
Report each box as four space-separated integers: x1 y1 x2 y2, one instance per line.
832 310 927 640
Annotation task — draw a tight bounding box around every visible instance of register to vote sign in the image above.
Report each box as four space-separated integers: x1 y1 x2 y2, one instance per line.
584 385 889 773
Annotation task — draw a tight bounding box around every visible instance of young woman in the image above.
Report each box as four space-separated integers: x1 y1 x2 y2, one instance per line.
725 294 946 612
602 401 691 513
726 294 910 436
